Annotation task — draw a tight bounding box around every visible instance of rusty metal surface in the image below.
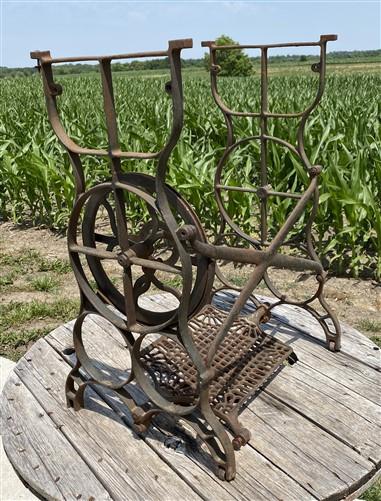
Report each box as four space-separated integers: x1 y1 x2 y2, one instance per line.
201 35 342 355
31 34 340 482
141 304 295 434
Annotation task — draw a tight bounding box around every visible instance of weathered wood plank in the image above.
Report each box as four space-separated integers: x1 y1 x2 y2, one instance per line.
138 294 175 313
240 393 375 500
48 316 377 499
4 291 380 501
344 469 381 500
262 320 381 405
142 294 381 457
47 321 316 501
13 290 378 500
268 306 381 371
47 332 236 501
205 292 381 404
14 340 202 501
263 361 381 464
1 371 111 501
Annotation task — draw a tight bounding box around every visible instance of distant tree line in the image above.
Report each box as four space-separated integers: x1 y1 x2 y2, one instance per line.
0 57 202 78
1 49 379 78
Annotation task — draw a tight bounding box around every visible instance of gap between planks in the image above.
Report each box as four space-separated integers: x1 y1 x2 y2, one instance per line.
4 291 377 501
45 331 315 501
46 311 379 500
11 342 204 501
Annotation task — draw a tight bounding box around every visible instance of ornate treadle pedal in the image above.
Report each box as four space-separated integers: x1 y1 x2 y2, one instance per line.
141 305 297 423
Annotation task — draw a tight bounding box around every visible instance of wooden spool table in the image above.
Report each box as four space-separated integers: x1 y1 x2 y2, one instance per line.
1 292 380 501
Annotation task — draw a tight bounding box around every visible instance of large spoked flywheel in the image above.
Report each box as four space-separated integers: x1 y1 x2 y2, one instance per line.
68 173 214 332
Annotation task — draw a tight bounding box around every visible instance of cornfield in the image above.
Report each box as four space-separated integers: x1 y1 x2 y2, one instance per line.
0 71 380 279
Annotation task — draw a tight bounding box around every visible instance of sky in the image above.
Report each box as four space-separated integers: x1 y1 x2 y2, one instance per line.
1 0 380 68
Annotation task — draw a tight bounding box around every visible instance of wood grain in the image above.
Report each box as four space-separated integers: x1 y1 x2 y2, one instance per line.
2 292 380 501
47 308 379 500
14 340 202 501
1 371 111 501
46 317 315 501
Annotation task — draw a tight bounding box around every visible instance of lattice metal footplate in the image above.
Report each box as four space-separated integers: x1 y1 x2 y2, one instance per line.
140 305 295 420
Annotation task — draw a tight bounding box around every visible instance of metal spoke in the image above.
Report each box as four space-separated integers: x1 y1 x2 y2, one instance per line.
69 244 118 260
130 256 182 275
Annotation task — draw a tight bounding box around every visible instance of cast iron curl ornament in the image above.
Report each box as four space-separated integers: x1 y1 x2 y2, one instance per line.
31 35 340 481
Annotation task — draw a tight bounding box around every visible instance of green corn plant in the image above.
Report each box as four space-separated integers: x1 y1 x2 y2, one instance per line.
0 71 379 279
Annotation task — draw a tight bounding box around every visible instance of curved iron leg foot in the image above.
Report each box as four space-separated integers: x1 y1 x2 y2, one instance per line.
65 360 87 411
199 391 237 481
318 296 342 351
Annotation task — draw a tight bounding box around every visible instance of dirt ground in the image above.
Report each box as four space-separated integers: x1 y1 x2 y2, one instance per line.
0 222 79 303
1 221 380 360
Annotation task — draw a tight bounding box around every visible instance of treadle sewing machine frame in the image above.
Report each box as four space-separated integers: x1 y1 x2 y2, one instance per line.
31 34 341 481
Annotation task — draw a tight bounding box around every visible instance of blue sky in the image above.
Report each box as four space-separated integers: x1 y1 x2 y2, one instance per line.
1 0 380 67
